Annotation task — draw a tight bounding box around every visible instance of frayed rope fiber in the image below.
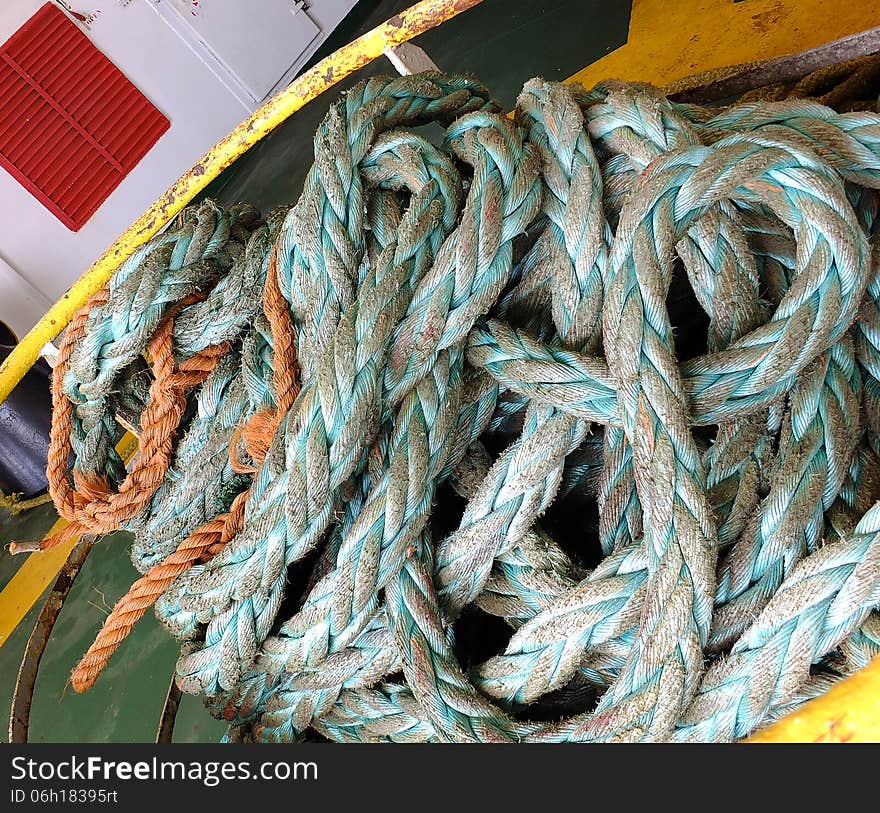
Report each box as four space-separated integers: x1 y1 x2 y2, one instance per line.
31 72 880 742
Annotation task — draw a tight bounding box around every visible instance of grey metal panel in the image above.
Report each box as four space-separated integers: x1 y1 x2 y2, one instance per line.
150 1 358 107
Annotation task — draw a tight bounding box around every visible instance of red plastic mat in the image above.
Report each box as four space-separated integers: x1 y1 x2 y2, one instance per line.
0 3 169 231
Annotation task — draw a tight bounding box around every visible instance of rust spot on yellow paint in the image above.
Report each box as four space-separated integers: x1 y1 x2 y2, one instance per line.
750 3 788 37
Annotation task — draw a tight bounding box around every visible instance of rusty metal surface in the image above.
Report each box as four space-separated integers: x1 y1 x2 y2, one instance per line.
668 25 880 104
8 534 96 743
155 677 182 744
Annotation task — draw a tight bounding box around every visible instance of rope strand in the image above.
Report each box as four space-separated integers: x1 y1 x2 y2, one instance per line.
33 73 880 742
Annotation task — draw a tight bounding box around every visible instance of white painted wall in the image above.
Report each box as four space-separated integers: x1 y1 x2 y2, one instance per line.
0 0 357 335
0 255 52 340
0 0 250 329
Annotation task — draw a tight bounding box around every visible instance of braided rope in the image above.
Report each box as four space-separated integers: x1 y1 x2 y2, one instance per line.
251 122 876 744
172 117 478 696
70 229 300 691
710 337 861 650
232 111 544 736
675 503 880 741
469 130 869 710
435 79 605 621
464 98 880 704
466 84 773 706
41 73 880 743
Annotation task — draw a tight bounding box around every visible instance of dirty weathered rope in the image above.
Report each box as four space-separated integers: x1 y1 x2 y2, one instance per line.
31 71 880 743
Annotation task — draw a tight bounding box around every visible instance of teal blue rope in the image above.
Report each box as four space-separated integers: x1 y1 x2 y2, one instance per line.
53 74 880 743
169 80 490 696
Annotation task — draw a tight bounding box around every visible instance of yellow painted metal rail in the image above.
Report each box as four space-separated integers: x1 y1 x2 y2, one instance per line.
0 0 485 406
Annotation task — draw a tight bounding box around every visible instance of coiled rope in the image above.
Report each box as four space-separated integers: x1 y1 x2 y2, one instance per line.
31 72 880 742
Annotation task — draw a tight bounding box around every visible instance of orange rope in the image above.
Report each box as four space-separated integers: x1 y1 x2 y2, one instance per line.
70 490 248 692
14 291 229 554
71 244 300 692
230 245 300 472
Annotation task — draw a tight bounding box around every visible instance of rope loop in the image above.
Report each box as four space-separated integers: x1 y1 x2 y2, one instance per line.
30 72 880 742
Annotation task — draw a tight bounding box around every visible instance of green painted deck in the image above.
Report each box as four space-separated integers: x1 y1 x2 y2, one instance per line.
0 0 631 742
